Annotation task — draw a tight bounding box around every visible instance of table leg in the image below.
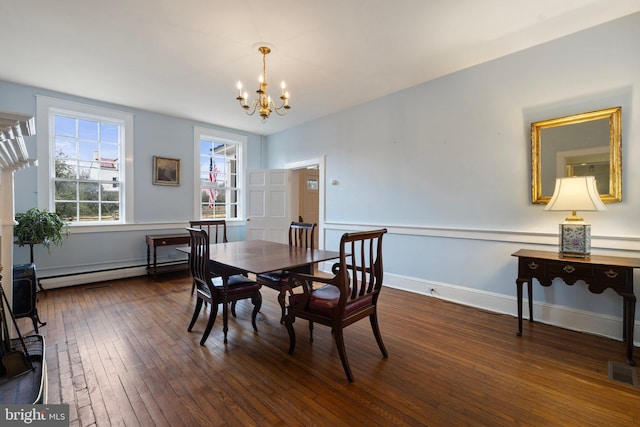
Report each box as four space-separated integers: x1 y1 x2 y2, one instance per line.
222 274 229 344
623 297 627 341
146 243 151 277
624 294 636 366
153 246 158 281
516 278 524 336
527 279 533 322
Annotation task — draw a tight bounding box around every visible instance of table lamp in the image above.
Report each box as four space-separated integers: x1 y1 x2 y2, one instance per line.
544 176 607 258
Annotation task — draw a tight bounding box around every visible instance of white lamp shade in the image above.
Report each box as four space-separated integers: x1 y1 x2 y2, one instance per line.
544 176 607 212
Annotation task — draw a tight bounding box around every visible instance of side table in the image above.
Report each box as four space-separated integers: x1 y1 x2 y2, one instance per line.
145 233 190 280
512 249 640 365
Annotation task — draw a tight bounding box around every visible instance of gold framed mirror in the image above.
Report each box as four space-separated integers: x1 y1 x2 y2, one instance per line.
531 106 621 204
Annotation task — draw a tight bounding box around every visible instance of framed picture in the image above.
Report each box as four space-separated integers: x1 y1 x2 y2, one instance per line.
153 156 180 186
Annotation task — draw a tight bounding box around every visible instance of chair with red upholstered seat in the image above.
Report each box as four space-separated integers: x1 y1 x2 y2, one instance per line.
187 227 262 345
284 228 388 382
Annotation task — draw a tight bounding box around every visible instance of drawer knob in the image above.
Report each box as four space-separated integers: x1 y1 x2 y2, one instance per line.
605 269 619 279
528 261 539 270
563 265 575 273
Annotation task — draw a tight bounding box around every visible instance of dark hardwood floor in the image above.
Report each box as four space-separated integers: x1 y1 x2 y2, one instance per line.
21 272 640 426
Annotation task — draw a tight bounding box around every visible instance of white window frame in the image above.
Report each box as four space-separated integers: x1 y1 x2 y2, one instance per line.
193 126 247 221
36 96 134 225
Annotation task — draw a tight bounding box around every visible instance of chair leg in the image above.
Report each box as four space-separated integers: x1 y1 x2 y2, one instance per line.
284 314 296 354
33 310 46 332
277 290 286 324
31 316 39 334
188 298 204 332
370 312 388 358
250 291 262 331
200 302 218 345
222 301 229 344
334 326 354 382
308 321 314 342
231 300 237 318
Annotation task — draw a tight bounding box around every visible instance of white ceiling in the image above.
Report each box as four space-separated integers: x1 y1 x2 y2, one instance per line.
2 1 639 136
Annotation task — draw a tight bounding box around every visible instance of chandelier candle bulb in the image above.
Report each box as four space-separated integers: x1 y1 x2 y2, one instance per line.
236 82 243 98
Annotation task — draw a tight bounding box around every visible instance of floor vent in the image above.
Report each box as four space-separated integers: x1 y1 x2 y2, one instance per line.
608 361 638 387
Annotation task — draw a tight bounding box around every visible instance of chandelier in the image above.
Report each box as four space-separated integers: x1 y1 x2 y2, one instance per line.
235 46 291 122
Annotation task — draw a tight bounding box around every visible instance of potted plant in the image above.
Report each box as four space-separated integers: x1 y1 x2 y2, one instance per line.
14 208 69 260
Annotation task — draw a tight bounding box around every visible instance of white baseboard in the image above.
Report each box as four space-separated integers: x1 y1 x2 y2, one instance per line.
383 271 639 347
39 266 147 289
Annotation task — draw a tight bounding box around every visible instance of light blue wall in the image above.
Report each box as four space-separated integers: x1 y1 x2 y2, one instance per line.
0 81 263 274
263 13 640 328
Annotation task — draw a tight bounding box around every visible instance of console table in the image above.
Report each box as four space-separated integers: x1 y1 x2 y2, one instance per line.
512 249 640 365
146 233 190 280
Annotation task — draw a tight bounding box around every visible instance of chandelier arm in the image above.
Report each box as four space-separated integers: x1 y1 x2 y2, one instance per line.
244 99 260 116
273 106 289 116
271 99 290 116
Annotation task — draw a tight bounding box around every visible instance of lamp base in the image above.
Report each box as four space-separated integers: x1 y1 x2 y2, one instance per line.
558 222 591 258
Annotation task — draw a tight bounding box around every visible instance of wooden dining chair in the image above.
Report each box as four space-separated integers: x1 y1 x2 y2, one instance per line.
189 219 228 244
256 221 317 323
284 228 388 382
186 227 262 345
188 219 228 295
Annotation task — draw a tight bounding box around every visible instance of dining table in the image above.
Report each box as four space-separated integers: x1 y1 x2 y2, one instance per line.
177 239 341 335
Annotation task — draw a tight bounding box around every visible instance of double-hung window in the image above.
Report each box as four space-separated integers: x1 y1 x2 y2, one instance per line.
37 96 133 224
194 126 246 220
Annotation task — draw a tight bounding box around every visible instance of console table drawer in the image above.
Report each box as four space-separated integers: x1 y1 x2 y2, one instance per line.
155 236 188 246
594 266 631 291
547 262 593 277
518 258 547 276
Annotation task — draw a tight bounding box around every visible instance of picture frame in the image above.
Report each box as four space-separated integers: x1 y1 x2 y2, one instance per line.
153 156 180 186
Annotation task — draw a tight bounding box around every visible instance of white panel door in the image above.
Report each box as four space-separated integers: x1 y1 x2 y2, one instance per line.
246 169 292 242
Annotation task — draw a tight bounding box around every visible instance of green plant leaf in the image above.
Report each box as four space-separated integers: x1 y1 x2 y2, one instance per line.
14 208 70 252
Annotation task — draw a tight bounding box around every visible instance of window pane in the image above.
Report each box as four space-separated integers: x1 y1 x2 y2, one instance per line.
55 181 77 200
101 143 119 162
78 202 99 222
78 160 94 179
101 203 119 221
78 120 99 141
102 184 120 202
79 182 99 201
56 202 77 222
55 136 76 159
55 116 76 137
55 157 77 179
101 123 119 143
78 140 98 161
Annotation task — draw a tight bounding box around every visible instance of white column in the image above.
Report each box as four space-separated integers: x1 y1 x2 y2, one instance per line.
0 168 16 307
